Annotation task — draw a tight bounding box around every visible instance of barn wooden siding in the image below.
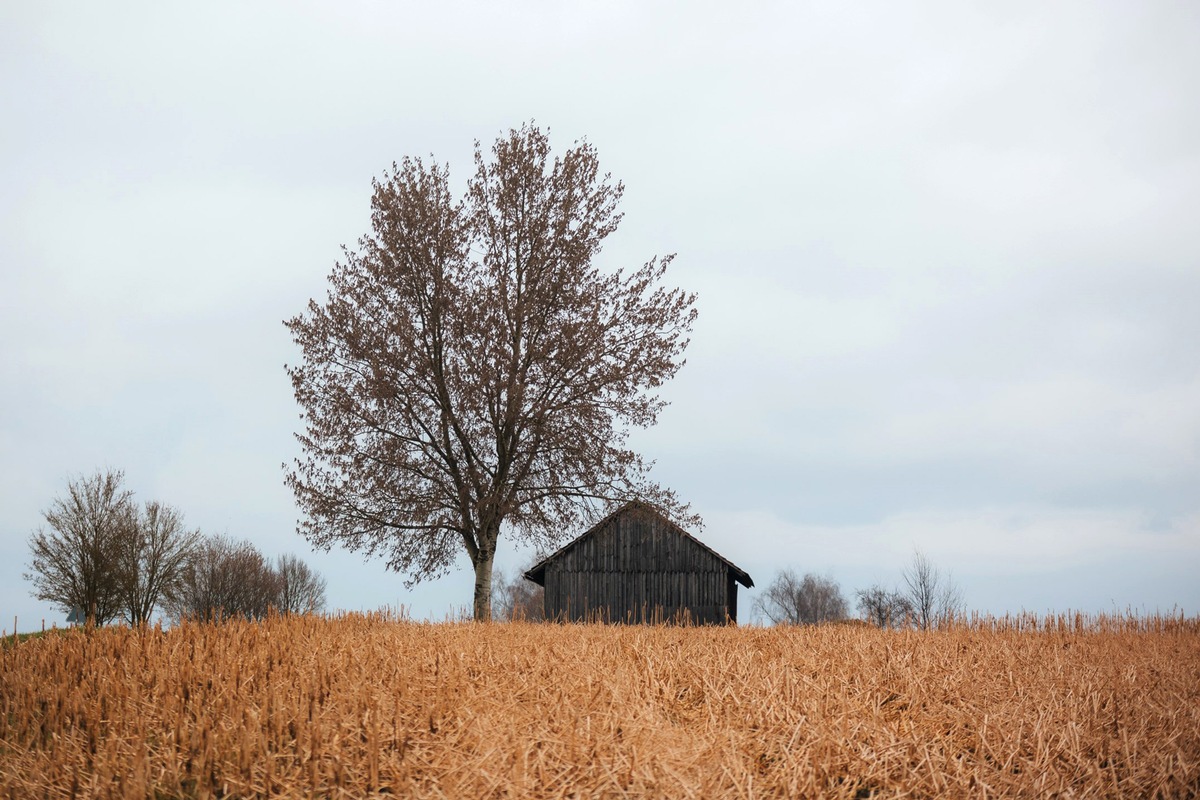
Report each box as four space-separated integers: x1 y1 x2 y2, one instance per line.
526 503 753 625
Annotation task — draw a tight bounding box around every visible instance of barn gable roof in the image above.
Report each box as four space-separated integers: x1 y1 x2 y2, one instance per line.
523 501 754 588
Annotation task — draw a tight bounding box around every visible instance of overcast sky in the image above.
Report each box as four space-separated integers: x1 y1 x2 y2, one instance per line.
3 2 1198 630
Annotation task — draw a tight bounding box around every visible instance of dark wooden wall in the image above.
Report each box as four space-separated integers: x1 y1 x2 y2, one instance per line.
541 506 737 624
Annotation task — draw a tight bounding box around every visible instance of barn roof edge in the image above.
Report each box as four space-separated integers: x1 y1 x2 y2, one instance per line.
522 500 754 589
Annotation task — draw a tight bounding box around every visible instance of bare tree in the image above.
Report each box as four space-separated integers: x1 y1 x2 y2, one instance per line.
285 123 697 620
753 569 849 626
275 553 327 615
855 584 913 629
491 559 545 621
116 501 202 625
901 549 964 630
25 469 134 626
166 535 281 622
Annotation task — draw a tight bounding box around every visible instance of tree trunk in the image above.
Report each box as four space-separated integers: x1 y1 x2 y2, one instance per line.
472 553 494 622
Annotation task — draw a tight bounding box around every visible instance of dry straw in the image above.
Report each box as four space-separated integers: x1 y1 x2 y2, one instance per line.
2 611 1198 798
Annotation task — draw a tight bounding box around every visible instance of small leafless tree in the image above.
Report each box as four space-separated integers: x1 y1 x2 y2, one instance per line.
286 123 697 620
25 469 134 626
902 549 964 630
275 553 327 615
855 584 913 629
167 535 281 622
116 501 202 625
754 569 849 626
491 559 545 621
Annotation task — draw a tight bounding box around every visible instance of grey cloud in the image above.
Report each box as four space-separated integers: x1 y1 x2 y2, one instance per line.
2 1 1197 627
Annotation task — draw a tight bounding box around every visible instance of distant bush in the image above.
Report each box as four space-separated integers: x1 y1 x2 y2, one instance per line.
164 535 326 622
754 569 849 625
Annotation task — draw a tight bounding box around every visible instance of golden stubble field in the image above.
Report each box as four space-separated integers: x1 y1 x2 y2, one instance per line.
2 613 1198 798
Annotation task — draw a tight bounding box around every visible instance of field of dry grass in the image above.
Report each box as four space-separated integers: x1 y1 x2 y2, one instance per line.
2 612 1198 798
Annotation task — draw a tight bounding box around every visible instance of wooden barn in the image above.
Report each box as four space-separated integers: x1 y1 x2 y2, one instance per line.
523 501 754 624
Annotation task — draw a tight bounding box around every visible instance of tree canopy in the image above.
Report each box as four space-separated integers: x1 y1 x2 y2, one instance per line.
25 469 132 626
754 570 849 626
285 124 697 620
25 469 201 626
